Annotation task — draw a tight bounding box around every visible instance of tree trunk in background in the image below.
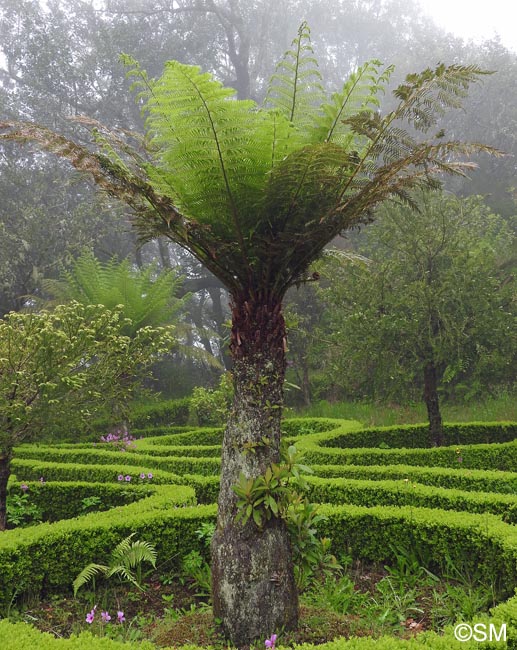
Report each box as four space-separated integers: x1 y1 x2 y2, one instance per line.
423 360 443 446
0 451 12 530
211 292 298 647
208 286 232 370
301 357 312 407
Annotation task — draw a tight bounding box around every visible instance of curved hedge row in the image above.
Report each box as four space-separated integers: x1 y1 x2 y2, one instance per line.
3 417 517 649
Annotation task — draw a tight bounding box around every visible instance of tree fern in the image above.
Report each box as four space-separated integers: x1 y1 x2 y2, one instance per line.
1 50 496 296
40 251 185 337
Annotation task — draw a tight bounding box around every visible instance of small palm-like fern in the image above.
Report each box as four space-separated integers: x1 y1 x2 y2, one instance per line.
73 533 157 596
40 251 185 337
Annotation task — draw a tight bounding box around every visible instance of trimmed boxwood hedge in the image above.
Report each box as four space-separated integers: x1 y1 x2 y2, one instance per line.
4 416 517 650
0 618 507 649
0 485 205 609
11 457 182 484
13 446 221 476
311 463 517 493
303 439 517 472
0 616 511 649
305 476 517 522
8 481 154 522
319 421 517 449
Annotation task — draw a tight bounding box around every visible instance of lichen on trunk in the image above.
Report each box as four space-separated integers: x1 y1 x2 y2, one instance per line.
211 292 298 647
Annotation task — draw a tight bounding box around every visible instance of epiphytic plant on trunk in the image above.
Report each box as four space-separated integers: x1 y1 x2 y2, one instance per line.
0 22 496 645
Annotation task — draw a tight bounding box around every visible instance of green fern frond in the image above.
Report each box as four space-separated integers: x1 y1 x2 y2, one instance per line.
110 532 137 563
104 566 141 590
40 251 185 336
312 60 394 145
120 540 158 570
73 562 108 597
262 142 358 236
265 21 325 132
393 63 491 132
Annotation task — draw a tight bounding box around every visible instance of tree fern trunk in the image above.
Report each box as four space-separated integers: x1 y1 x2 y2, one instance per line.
211 292 298 646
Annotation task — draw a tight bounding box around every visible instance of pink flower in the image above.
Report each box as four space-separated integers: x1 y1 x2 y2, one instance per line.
265 634 277 648
117 474 124 481
86 605 97 624
140 473 146 479
101 611 111 622
147 473 153 479
20 483 29 492
124 475 131 482
117 610 125 623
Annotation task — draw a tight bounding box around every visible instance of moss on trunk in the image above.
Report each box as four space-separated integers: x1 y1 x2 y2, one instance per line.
211 292 298 646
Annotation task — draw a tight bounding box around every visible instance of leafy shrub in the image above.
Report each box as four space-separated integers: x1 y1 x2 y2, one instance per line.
188 372 233 426
6 488 42 528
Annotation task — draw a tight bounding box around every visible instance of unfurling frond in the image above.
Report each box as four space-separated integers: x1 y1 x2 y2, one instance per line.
264 21 325 132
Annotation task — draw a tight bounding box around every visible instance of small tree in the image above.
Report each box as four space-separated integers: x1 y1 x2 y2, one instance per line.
0 24 495 643
317 192 516 443
0 301 175 530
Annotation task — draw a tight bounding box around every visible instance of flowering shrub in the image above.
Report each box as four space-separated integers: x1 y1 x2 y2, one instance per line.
100 430 137 451
116 473 153 484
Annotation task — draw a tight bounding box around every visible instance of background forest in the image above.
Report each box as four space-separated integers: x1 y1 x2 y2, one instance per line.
0 0 515 417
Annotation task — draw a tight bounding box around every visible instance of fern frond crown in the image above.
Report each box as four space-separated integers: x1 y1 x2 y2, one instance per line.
264 21 325 135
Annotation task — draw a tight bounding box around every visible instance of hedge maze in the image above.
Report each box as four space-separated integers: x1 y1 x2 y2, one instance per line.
2 418 517 649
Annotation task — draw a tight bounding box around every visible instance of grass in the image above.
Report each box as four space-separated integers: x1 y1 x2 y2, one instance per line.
291 392 517 427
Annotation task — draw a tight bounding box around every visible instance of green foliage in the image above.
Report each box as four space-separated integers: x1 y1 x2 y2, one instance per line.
314 192 516 404
233 444 341 590
73 532 157 596
189 373 233 426
80 496 103 514
232 444 312 528
40 250 186 337
0 302 176 451
305 573 368 615
181 550 211 600
6 489 42 528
